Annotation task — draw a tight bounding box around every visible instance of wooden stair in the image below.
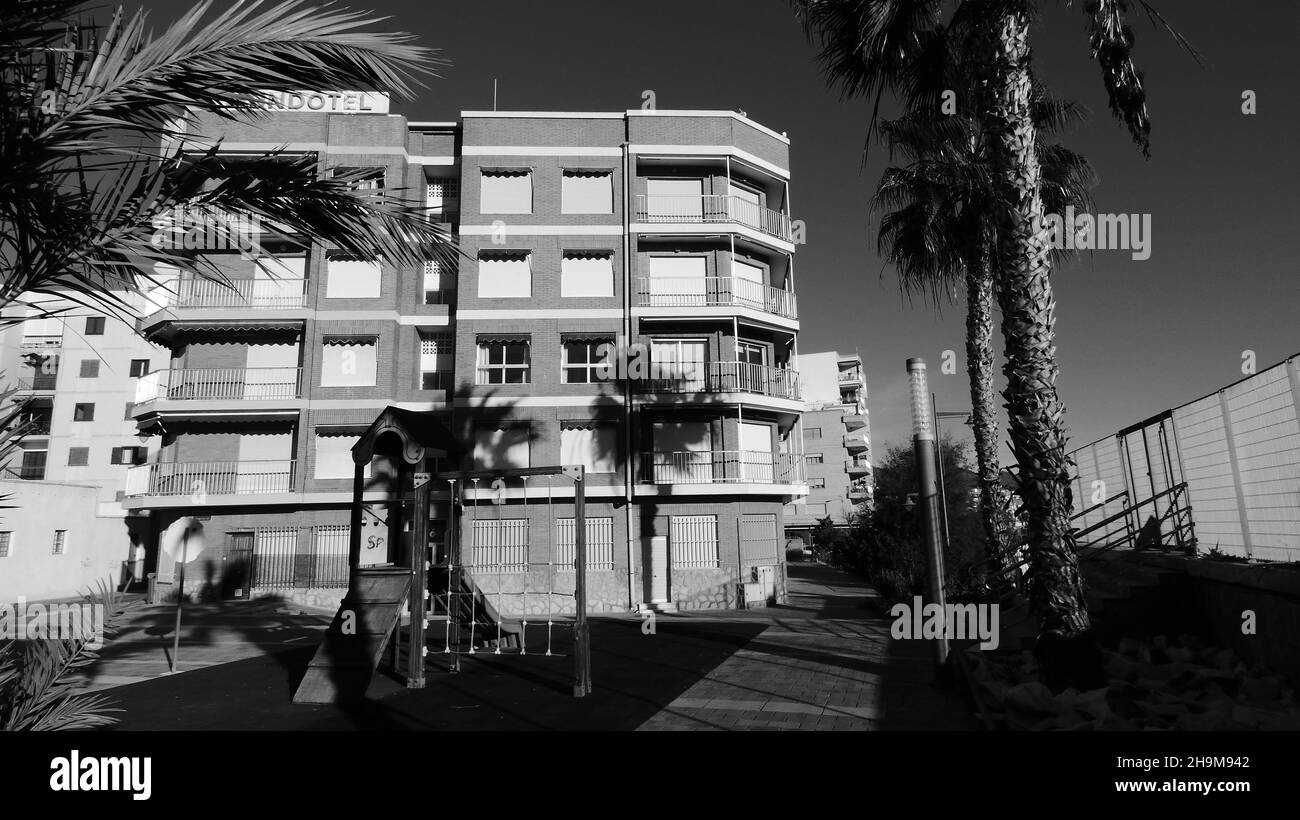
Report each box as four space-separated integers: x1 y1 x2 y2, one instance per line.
292 567 412 704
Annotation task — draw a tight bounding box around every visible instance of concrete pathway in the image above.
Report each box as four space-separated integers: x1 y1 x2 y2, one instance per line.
638 563 977 730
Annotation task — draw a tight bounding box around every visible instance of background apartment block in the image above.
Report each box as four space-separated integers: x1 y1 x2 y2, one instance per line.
785 351 871 544
0 299 168 595
104 101 806 615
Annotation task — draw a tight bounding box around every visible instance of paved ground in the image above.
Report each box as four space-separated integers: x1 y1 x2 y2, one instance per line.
84 563 977 730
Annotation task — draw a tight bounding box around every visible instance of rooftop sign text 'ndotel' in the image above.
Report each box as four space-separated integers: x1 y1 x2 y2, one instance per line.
260 90 390 114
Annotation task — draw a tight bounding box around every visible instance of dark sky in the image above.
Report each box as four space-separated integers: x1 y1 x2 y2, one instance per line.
138 0 1299 458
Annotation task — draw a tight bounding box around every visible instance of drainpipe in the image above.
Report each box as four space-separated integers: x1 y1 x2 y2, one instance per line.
622 131 636 611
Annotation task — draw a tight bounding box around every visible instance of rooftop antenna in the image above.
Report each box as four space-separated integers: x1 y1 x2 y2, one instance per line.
493 78 498 111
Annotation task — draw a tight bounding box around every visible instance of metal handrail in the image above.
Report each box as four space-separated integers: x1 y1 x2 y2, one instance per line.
633 276 798 320
135 367 303 403
634 194 792 241
636 362 800 400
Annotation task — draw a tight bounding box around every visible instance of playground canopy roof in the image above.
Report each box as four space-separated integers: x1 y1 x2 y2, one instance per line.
351 406 465 466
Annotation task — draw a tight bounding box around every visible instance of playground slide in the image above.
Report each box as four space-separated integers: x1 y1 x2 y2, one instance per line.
292 567 412 704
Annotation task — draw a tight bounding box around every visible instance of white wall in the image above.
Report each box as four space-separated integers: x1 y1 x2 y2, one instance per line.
0 480 131 602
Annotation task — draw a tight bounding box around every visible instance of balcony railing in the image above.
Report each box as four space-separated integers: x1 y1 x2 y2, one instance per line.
838 370 863 383
844 433 869 451
635 194 793 242
146 278 307 311
125 460 295 497
846 458 873 474
640 451 805 485
135 367 302 404
634 276 797 320
637 362 800 401
14 374 58 391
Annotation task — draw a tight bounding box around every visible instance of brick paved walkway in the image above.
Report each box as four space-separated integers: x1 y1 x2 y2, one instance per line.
637 563 978 730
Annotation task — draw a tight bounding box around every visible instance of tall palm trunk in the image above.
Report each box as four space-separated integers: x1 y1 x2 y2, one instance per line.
978 5 1096 683
963 235 1005 564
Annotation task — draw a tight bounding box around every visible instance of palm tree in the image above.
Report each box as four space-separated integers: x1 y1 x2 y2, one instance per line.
794 0 1197 687
0 0 458 728
874 77 1097 573
1 0 459 324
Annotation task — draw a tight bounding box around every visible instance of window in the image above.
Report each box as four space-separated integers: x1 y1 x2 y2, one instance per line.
20 451 46 480
670 515 718 569
475 338 530 384
426 177 460 220
325 254 382 298
73 403 95 422
480 169 532 214
560 422 618 474
477 251 531 298
562 338 613 384
804 427 822 440
810 477 827 489
110 446 147 465
129 359 150 378
331 166 385 192
0 532 10 558
556 518 615 570
79 359 99 378
645 178 705 219
561 252 614 297
562 170 613 214
314 432 364 479
85 316 106 335
804 502 828 517
470 519 529 572
423 260 452 304
473 426 530 470
650 339 706 389
21 310 61 341
67 447 89 466
320 338 378 387
418 333 453 390
52 530 66 555
805 454 824 465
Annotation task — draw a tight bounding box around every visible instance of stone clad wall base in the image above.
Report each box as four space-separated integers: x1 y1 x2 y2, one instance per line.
672 567 741 610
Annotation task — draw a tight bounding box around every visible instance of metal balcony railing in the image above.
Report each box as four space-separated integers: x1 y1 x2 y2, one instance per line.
846 458 872 474
134 367 302 404
146 278 307 311
640 451 805 485
637 362 800 401
635 194 793 242
124 460 295 497
13 374 58 391
633 276 797 320
838 370 863 383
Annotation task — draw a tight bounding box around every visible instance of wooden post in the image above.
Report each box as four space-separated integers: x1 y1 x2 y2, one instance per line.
348 461 364 574
572 466 592 697
408 460 431 688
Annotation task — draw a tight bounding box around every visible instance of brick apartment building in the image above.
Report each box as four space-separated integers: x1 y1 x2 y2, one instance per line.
785 351 871 544
106 98 807 613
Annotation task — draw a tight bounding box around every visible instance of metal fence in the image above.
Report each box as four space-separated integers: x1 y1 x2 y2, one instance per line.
245 525 349 589
1068 354 1300 562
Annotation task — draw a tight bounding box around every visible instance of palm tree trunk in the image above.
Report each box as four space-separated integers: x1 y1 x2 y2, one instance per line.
963 237 1005 564
977 4 1100 688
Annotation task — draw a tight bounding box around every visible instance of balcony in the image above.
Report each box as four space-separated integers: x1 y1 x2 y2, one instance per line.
846 458 872 476
13 374 58 392
843 409 867 430
135 367 302 405
844 432 869 452
633 276 797 321
124 460 296 499
848 480 873 500
635 194 792 243
154 278 307 310
838 370 864 385
639 451 805 486
637 362 800 403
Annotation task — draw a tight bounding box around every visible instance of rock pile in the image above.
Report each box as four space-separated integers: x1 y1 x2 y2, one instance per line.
964 634 1300 730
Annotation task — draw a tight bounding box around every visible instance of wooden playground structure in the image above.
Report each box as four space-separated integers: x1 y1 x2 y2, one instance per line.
293 407 592 704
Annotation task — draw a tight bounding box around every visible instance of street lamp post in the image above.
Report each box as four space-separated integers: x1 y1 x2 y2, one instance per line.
906 359 948 671
933 408 973 552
